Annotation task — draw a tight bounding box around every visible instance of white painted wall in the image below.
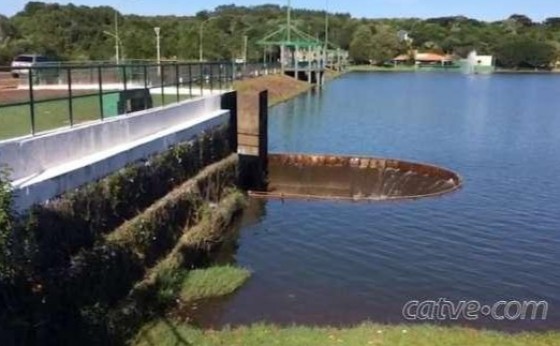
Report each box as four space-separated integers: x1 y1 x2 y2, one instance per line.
476 55 494 67
0 94 230 210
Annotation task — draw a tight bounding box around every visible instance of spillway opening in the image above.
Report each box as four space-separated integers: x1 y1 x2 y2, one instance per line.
250 153 462 201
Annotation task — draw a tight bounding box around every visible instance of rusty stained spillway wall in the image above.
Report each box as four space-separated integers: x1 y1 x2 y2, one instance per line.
251 153 463 201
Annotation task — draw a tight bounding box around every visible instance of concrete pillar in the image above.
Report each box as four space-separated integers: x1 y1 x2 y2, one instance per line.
281 44 285 74
220 91 238 153
238 90 268 191
294 45 299 80
307 46 312 83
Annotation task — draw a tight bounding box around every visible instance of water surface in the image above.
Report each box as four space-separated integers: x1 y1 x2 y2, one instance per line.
201 72 560 331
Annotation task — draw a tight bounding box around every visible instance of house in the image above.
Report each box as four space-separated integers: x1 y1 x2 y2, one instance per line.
390 54 411 65
414 52 454 66
464 51 495 74
390 51 455 66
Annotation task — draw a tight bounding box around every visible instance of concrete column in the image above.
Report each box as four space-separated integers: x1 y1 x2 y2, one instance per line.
238 90 268 191
307 46 312 83
281 44 285 74
220 91 238 153
294 45 299 80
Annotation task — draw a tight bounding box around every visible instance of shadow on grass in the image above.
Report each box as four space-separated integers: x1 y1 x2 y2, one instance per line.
136 318 193 346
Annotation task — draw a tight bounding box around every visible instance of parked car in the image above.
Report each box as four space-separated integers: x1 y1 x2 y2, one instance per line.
11 54 51 78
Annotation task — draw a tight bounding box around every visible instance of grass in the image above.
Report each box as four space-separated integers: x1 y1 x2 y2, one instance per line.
0 94 101 139
348 65 466 73
348 65 418 72
179 265 251 302
0 91 192 140
133 321 560 346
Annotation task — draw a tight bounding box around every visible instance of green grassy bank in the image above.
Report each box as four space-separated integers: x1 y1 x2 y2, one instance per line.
348 65 418 72
134 322 560 346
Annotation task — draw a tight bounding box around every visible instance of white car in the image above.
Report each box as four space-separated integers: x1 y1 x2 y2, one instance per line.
11 54 50 78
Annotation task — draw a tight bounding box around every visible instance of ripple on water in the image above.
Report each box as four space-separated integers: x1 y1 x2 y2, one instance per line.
199 73 560 331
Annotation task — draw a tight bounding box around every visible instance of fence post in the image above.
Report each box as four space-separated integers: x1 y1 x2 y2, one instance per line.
28 68 36 135
218 64 223 91
160 64 165 106
122 65 128 92
175 63 180 103
210 64 214 92
231 61 235 87
98 66 104 120
188 63 193 98
200 63 204 96
67 67 74 127
143 64 149 110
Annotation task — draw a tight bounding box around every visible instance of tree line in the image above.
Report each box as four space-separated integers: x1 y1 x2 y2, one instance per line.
1 2 560 69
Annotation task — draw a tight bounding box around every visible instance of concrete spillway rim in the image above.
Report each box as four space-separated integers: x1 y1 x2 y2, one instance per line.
252 152 464 203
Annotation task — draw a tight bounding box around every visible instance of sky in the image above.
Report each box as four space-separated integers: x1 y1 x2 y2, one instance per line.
1 0 559 22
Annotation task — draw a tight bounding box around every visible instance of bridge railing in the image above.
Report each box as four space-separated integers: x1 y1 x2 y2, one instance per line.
0 61 280 141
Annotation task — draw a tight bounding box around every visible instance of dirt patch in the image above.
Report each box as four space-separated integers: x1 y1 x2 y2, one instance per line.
234 75 312 133
0 72 18 91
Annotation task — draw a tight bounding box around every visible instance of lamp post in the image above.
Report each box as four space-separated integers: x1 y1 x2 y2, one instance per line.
154 27 161 65
103 11 121 64
324 0 329 68
154 27 161 75
199 17 217 62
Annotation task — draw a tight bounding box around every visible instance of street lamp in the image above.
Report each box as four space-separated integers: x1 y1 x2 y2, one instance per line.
324 0 329 68
199 17 217 62
103 11 121 64
154 27 161 65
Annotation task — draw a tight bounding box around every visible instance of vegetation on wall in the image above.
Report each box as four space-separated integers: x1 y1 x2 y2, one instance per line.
0 126 237 344
111 189 247 343
0 167 14 280
2 2 560 68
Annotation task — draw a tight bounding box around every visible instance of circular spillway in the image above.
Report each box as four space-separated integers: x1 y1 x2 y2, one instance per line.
251 153 462 201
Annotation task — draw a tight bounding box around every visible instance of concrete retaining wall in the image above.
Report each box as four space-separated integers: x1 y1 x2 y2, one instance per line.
0 94 230 210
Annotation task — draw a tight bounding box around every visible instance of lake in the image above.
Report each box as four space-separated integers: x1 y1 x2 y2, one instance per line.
197 72 560 331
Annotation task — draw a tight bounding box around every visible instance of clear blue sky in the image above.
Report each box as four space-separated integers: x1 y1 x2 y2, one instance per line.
2 0 558 21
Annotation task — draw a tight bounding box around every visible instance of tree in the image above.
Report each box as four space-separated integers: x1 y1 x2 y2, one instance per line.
495 37 557 69
509 14 534 27
545 17 560 28
0 3 559 66
349 24 374 63
370 24 402 63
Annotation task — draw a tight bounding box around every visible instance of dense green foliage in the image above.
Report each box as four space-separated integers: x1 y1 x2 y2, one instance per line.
2 2 560 68
0 167 15 280
0 127 234 344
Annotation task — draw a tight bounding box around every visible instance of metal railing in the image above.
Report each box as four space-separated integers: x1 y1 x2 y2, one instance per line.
0 62 280 140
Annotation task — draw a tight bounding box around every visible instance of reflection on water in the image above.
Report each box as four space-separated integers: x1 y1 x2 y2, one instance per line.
200 72 560 331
